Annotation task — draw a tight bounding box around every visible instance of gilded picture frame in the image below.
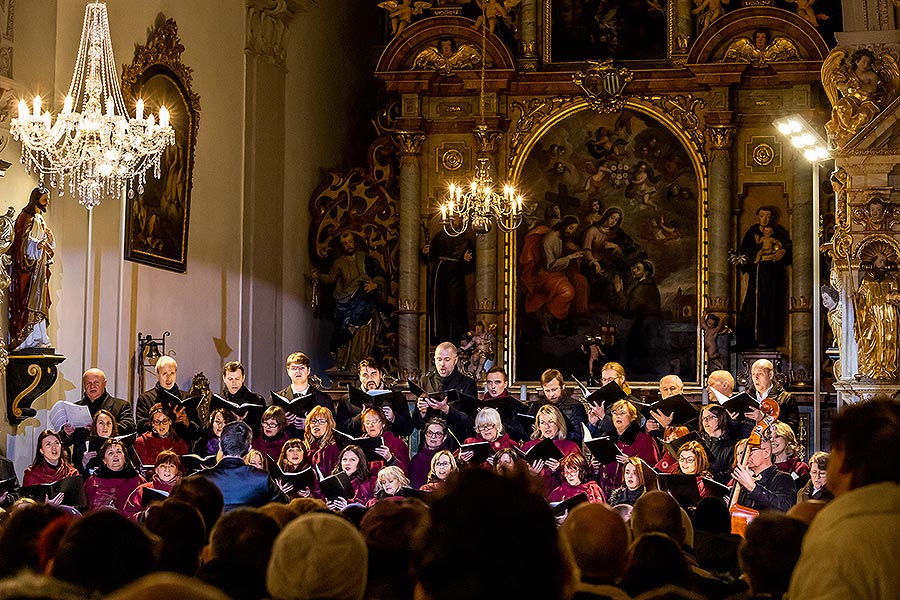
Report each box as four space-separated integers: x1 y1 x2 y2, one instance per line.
504 98 708 386
121 18 200 273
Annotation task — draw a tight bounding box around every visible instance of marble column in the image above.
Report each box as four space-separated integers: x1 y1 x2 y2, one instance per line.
518 0 538 71
395 132 426 375
474 126 501 328
790 155 813 380
704 126 735 318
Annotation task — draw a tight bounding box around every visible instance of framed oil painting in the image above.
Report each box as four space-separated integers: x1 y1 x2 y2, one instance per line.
544 0 668 64
122 18 200 273
509 105 704 384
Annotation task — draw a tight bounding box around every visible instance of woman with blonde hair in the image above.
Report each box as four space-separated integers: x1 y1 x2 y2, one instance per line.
768 421 809 489
368 465 411 505
420 450 457 492
521 404 581 493
304 405 341 476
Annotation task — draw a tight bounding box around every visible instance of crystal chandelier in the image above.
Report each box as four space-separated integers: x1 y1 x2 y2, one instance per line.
10 2 175 209
439 7 523 236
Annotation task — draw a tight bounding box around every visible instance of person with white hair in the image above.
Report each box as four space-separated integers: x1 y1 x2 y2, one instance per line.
136 356 201 443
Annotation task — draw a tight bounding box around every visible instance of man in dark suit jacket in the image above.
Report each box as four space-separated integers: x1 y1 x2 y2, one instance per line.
196 422 287 511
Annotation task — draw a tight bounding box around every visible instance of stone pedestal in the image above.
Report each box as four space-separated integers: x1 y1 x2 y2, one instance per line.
832 378 900 409
6 349 65 424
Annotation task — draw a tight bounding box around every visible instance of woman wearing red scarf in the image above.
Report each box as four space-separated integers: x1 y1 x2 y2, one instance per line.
84 438 145 513
23 430 80 501
123 450 184 519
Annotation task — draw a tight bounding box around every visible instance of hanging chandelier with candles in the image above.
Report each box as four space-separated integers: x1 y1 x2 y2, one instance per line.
10 2 175 210
439 8 524 237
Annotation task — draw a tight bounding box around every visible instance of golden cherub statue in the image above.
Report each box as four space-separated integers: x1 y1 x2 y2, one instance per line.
378 0 432 37
822 47 900 146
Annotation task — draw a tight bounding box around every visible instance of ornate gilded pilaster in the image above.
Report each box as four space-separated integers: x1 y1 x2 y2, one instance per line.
705 125 735 328
394 131 426 373
245 0 304 68
517 0 538 71
472 125 501 331
790 157 814 380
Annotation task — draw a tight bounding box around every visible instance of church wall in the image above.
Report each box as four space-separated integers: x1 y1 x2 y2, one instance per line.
2 1 380 471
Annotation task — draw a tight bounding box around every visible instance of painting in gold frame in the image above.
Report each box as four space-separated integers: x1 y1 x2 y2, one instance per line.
121 18 200 273
504 100 707 385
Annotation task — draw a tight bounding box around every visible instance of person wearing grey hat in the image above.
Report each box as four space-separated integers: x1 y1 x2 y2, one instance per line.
267 512 368 600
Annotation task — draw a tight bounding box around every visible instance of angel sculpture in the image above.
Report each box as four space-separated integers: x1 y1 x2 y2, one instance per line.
474 0 522 35
378 0 432 37
722 29 800 67
822 47 900 145
413 38 482 75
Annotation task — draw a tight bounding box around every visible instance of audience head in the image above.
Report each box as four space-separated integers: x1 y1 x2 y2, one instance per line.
433 342 458 377
155 356 178 389
145 500 207 575
207 507 280 572
258 503 300 529
222 361 245 395
360 499 429 598
169 476 224 535
691 497 730 534
632 491 685 545
560 502 628 583
827 399 900 496
287 497 328 515
51 511 156 594
532 404 567 440
786 500 828 524
267 512 368 600
414 469 572 600
620 533 692 597
107 572 229 600
601 361 631 394
220 421 253 457
0 503 66 577
662 425 689 443
739 513 808 596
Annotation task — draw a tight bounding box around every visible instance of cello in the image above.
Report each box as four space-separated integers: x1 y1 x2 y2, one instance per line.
728 397 780 536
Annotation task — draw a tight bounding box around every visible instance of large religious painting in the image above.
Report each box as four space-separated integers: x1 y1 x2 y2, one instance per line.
545 0 668 64
122 18 200 273
511 106 702 384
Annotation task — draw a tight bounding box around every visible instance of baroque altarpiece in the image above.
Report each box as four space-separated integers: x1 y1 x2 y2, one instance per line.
305 0 900 420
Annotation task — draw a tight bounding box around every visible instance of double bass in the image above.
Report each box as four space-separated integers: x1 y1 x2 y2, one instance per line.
728 397 780 536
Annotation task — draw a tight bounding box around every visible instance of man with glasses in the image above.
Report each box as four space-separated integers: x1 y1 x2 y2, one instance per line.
731 436 795 512
274 352 336 437
409 418 449 489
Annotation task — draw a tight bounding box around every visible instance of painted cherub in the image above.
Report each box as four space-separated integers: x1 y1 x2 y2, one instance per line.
474 0 522 34
692 0 729 33
378 0 432 36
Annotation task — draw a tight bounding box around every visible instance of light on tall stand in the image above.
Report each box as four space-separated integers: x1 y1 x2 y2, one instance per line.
773 114 830 453
439 7 523 236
